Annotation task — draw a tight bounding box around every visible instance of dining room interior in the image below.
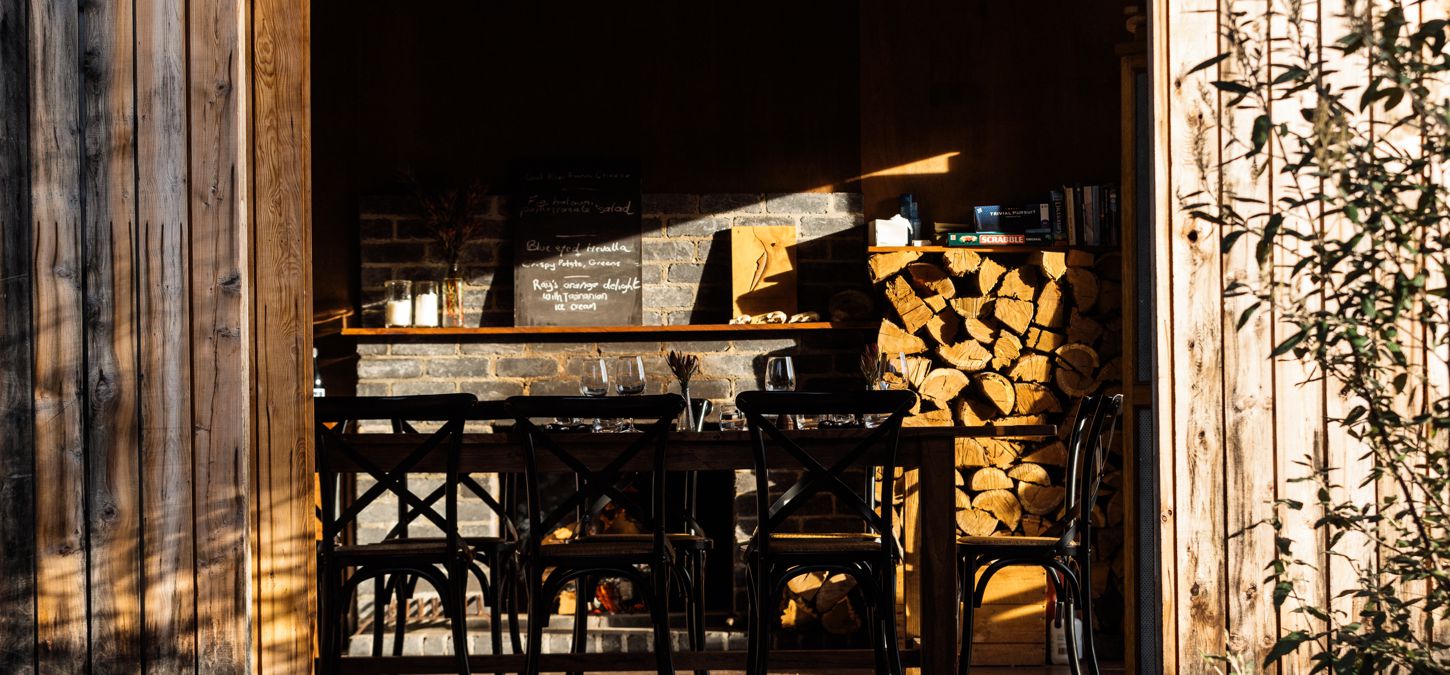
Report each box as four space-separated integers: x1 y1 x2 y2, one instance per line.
8 0 1445 673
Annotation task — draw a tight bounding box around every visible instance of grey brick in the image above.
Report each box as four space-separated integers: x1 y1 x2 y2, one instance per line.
674 340 731 352
460 342 523 355
700 193 763 214
732 215 797 229
527 342 597 354
392 380 458 396
640 240 695 262
494 357 559 378
763 192 831 214
459 380 525 401
357 359 423 379
642 284 696 310
527 378 583 396
362 241 428 263
392 217 433 242
729 338 801 352
360 266 395 290
666 216 729 238
701 353 760 377
666 264 705 283
388 342 459 356
830 192 864 214
426 358 493 378
640 264 664 284
359 218 394 241
801 215 861 239
358 193 414 215
642 193 698 215
356 382 390 397
355 343 389 356
595 341 664 354
685 379 732 401
641 217 665 236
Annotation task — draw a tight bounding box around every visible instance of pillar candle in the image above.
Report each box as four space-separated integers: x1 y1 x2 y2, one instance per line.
414 290 440 327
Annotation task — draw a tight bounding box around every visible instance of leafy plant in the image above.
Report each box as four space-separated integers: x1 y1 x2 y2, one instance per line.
1195 0 1450 671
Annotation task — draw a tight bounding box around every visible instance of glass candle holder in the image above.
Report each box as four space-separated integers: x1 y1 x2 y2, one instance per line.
384 280 413 327
413 280 440 327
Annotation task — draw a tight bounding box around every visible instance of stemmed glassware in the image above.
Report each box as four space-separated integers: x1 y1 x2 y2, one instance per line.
613 356 646 431
580 358 609 432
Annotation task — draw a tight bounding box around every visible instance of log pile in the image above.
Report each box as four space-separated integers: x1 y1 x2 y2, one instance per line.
870 247 1126 608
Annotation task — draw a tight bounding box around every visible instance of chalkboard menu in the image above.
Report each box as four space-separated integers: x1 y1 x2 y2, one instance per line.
513 165 643 327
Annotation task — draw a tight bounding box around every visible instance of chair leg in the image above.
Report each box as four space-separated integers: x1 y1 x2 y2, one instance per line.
371 575 387 657
687 553 709 675
750 565 770 675
959 555 978 675
1076 556 1101 675
447 562 473 675
744 562 761 675
880 562 903 675
393 575 415 657
1061 596 1083 675
567 574 595 675
525 566 548 675
648 565 676 675
317 561 335 675
505 557 524 655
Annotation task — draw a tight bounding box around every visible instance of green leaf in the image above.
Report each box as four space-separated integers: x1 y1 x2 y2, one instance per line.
1273 327 1310 357
1212 80 1253 94
1221 229 1250 253
1238 301 1263 330
1188 52 1231 75
1251 114 1273 155
1264 631 1311 666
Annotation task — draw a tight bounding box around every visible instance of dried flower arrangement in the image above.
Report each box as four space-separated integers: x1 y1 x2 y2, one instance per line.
406 172 489 271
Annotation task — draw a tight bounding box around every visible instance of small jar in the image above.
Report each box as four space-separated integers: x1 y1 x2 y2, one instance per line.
413 280 440 327
384 280 413 327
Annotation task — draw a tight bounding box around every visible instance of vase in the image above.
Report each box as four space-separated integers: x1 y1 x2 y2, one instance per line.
441 263 466 328
680 383 694 430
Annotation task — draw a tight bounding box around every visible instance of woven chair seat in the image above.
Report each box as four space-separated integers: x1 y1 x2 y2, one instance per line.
768 532 883 554
958 535 1060 547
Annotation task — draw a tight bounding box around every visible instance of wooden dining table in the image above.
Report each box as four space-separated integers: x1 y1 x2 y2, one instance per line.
330 424 1054 674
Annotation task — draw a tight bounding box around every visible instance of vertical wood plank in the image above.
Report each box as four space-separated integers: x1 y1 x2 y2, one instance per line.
189 0 251 671
29 0 89 671
1318 0 1376 629
1166 0 1230 670
135 0 197 671
252 0 315 671
78 0 143 671
1270 2 1328 670
1219 1 1280 666
1150 1 1181 670
0 0 36 670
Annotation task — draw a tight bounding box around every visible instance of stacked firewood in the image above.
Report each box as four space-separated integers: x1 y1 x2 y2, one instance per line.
869 247 1123 552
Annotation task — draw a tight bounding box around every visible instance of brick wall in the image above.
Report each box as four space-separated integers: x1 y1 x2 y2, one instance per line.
353 192 875 615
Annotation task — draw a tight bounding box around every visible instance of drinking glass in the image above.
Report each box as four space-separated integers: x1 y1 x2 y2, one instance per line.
764 356 796 392
718 404 745 431
764 356 798 429
580 358 609 432
613 356 646 431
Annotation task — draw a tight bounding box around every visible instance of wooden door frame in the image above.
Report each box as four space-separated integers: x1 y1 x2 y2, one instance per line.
248 0 316 672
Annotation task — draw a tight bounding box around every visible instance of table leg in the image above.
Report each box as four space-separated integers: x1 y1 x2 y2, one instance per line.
918 437 958 675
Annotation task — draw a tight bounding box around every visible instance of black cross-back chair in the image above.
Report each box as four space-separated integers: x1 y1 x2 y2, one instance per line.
957 393 1122 675
373 400 524 669
735 390 917 675
507 394 688 675
315 393 477 675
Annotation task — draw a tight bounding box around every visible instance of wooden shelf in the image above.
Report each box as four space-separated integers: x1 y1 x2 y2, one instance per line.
342 321 876 340
868 244 1108 254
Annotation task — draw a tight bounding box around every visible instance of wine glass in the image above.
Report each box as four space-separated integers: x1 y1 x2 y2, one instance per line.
613 356 646 431
580 358 609 431
764 356 799 429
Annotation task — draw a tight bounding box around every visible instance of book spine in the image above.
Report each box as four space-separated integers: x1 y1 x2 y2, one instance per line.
948 232 1056 246
1050 190 1066 242
1066 187 1078 246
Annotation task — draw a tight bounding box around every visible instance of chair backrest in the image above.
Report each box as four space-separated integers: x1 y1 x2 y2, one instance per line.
505 394 686 558
1059 393 1123 547
314 393 476 554
381 399 520 543
734 390 917 559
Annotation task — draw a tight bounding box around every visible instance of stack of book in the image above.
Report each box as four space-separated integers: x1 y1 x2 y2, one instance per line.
940 184 1119 247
